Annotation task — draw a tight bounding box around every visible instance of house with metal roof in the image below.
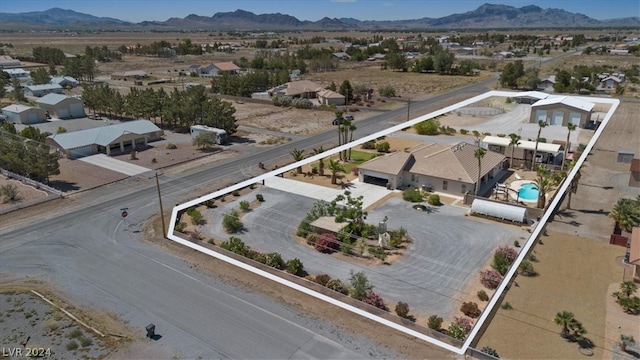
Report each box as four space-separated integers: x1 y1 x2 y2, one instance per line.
46 120 164 158
36 93 85 119
529 96 595 128
49 76 79 88
0 55 21 68
358 142 506 196
481 135 562 166
25 84 63 97
511 91 549 104
268 80 325 99
2 104 47 124
111 70 147 80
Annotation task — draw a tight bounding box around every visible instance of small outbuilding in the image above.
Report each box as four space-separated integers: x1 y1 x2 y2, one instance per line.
471 199 531 224
1 104 47 124
36 93 85 119
530 96 595 128
317 89 346 106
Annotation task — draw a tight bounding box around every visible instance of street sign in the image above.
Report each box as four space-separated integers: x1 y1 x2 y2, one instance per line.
120 207 129 218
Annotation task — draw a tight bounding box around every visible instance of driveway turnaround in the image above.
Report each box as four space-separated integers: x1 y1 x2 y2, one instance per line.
264 176 395 209
78 154 151 176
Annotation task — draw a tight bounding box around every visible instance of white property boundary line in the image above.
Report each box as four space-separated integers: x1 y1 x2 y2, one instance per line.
167 91 620 355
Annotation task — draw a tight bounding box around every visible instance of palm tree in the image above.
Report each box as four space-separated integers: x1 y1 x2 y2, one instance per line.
335 111 344 159
508 133 521 168
313 146 326 176
533 165 560 209
565 160 583 209
474 148 486 196
609 198 640 234
290 148 305 174
328 160 345 185
347 123 357 160
531 120 547 169
554 311 574 338
562 123 577 170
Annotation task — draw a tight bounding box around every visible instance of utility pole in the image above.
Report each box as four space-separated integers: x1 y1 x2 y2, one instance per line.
155 172 166 238
406 98 411 122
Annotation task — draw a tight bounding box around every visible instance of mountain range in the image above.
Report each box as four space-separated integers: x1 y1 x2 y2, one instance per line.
0 4 638 31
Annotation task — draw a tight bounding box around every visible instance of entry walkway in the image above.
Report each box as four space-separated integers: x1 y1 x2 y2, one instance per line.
79 154 151 176
263 176 396 209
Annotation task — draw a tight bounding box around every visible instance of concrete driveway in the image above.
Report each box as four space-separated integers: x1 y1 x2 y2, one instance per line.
264 176 395 209
79 154 151 176
202 187 528 320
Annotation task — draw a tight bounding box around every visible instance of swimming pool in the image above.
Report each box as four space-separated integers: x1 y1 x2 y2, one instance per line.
518 183 539 201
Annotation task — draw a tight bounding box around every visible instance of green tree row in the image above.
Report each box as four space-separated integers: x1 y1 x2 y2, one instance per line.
0 124 60 182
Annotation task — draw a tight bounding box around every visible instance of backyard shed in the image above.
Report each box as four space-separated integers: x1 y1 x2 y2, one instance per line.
36 93 85 119
471 199 531 224
1 104 46 124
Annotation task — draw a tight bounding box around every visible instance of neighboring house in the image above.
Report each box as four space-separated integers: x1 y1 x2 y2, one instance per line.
539 75 556 92
358 142 506 196
25 84 63 97
268 80 325 99
630 227 640 281
316 89 345 106
332 52 351 60
36 93 85 119
49 76 79 89
529 96 595 128
111 70 147 80
599 76 623 91
46 119 163 158
629 159 640 188
367 53 386 61
511 91 549 104
197 62 241 77
1 104 47 124
0 55 21 68
482 135 563 166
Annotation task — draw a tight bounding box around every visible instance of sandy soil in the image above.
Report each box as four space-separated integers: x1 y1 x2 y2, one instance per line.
0 175 50 211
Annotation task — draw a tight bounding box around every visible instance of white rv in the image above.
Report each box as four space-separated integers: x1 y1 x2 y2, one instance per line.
190 125 228 145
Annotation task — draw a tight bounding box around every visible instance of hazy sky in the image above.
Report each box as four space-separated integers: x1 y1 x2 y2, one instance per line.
0 0 638 22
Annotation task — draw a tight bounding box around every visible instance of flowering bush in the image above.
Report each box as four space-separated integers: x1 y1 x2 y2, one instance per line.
314 233 340 253
362 291 388 311
480 269 504 290
495 245 518 263
453 316 473 335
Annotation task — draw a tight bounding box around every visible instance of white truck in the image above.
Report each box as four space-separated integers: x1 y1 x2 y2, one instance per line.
190 125 228 145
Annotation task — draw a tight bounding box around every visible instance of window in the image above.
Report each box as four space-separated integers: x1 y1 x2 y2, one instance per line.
461 184 466 194
411 173 419 182
442 180 448 190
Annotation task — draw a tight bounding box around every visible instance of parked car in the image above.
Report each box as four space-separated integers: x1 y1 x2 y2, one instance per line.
88 114 101 120
332 114 354 125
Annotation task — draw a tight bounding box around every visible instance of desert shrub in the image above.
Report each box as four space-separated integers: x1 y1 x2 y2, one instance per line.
187 208 204 225
501 302 513 310
447 324 466 340
495 245 518 262
349 271 373 301
480 269 503 290
528 253 537 262
481 346 499 358
232 190 240 197
491 252 511 276
477 290 489 302
496 133 506 138
538 137 547 143
285 258 305 276
315 274 332 286
378 85 396 97
65 340 78 351
483 132 492 136
460 302 482 318
272 94 292 107
256 193 264 202
222 211 243 233
314 233 340 253
427 194 441 206
453 316 473 334
414 119 441 135
264 252 285 270
79 336 93 347
460 129 469 135
166 143 177 149
394 302 415 321
427 315 443 330
0 184 19 203
402 188 423 202
130 150 137 160
362 291 388 311
519 260 536 276
239 200 250 211
68 329 83 338
472 130 480 137
513 240 520 247
44 319 58 331
361 140 376 150
505 97 512 104
220 236 250 256
175 222 187 232
203 199 215 208
305 233 318 245
375 141 390 152
247 250 266 264
151 157 157 163
292 98 313 109
368 246 386 261
388 227 407 248
326 279 349 295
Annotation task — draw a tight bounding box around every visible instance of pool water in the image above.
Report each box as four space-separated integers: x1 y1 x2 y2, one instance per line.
518 183 539 201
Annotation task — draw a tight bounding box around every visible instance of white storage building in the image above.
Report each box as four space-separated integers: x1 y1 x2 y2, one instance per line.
471 199 531 224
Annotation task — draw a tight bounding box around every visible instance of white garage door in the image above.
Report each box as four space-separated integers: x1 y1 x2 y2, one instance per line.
69 103 84 117
569 112 581 126
551 111 564 125
535 110 547 123
58 109 70 119
27 112 39 124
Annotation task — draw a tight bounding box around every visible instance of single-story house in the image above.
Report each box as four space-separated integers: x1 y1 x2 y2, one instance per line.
529 96 595 128
481 135 562 166
511 91 549 104
599 76 623 90
317 89 345 106
46 119 164 158
539 75 556 91
629 159 640 188
1 104 47 124
332 52 351 60
25 84 63 97
49 76 79 88
358 142 506 196
268 80 325 99
198 62 241 77
0 55 21 68
3 68 30 79
36 93 85 119
111 70 147 81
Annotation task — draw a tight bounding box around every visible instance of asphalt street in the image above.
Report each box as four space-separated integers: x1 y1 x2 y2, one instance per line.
0 52 576 358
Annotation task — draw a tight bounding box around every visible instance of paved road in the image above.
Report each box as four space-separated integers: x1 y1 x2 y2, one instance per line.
1 52 576 358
